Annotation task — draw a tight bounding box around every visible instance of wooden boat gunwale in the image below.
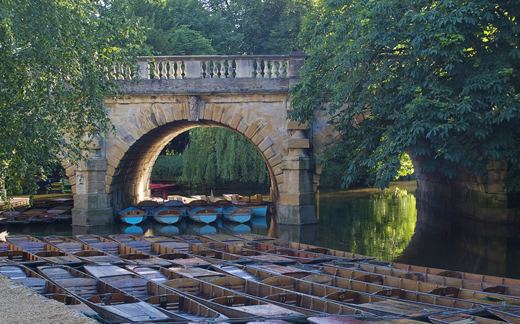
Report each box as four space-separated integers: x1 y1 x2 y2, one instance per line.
319 263 520 307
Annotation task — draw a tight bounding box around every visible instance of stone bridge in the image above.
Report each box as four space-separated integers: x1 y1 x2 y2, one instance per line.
68 54 335 227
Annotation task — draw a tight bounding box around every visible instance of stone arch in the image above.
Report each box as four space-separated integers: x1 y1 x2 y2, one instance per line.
105 94 286 210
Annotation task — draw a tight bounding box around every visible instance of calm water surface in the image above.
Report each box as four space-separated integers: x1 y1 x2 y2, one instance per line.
3 182 519 279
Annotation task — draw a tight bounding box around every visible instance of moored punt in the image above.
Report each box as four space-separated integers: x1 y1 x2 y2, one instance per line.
188 243 254 264
0 263 97 318
243 241 337 264
117 206 146 225
353 262 520 298
233 264 473 318
152 206 184 224
200 242 297 265
83 264 228 321
200 233 245 244
160 270 306 320
428 312 507 324
231 233 277 242
390 262 520 288
6 235 82 266
37 265 172 322
142 235 191 252
486 306 520 323
319 264 520 307
0 242 45 266
110 234 210 267
306 316 425 324
171 267 371 317
75 234 121 255
222 206 252 223
271 240 373 262
43 236 125 265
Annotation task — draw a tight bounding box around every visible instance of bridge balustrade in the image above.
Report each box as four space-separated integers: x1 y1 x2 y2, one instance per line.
110 55 304 81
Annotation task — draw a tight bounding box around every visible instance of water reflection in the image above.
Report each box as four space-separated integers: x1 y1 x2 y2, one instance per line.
282 190 417 261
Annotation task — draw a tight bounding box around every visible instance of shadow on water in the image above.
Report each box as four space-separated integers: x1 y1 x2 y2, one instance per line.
2 181 519 279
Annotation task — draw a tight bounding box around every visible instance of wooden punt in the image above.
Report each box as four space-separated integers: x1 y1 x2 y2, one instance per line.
307 316 425 323
486 306 520 323
6 235 82 266
200 233 247 244
37 265 172 323
428 312 507 323
245 241 349 264
353 262 520 297
83 264 228 322
222 206 252 223
188 244 254 264
200 242 297 265
269 240 373 262
75 234 121 255
205 240 327 264
117 206 146 225
0 263 97 317
171 267 370 317
110 234 210 267
159 272 306 320
237 264 470 318
231 233 277 242
0 242 45 266
42 236 124 265
142 236 190 252
319 264 520 307
77 234 170 266
152 206 184 225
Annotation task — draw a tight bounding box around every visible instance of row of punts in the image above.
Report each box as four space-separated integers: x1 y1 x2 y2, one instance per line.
0 197 73 225
118 194 270 226
1 233 519 323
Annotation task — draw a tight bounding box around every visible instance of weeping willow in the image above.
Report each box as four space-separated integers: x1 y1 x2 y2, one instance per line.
180 127 269 186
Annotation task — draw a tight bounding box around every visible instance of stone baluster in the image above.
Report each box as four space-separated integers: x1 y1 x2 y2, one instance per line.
167 61 174 79
270 60 278 78
211 60 218 79
256 59 263 78
235 59 253 78
221 60 227 77
173 61 181 79
160 61 168 79
119 64 126 80
153 61 160 79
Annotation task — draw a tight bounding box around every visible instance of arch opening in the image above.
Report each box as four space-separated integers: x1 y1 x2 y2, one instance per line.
109 120 278 211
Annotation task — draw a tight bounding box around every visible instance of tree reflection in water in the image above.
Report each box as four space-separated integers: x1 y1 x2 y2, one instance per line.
312 189 417 261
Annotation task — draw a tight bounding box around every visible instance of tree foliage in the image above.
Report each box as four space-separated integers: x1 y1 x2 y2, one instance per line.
180 128 269 186
291 0 520 190
0 0 144 195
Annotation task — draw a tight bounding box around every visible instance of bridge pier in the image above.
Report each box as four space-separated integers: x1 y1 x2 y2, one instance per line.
71 142 113 226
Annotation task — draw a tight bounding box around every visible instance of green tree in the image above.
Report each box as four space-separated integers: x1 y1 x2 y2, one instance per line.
180 128 269 186
0 0 144 195
204 0 311 54
291 1 520 190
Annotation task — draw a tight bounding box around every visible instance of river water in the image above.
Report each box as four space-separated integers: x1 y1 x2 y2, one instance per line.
3 181 519 279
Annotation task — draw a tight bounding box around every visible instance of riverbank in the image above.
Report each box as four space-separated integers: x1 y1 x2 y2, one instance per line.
0 276 96 324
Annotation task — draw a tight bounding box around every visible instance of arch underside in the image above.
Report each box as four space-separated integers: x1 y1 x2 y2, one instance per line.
109 120 279 211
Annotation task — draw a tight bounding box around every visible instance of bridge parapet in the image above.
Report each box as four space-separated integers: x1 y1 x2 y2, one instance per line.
111 54 305 81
